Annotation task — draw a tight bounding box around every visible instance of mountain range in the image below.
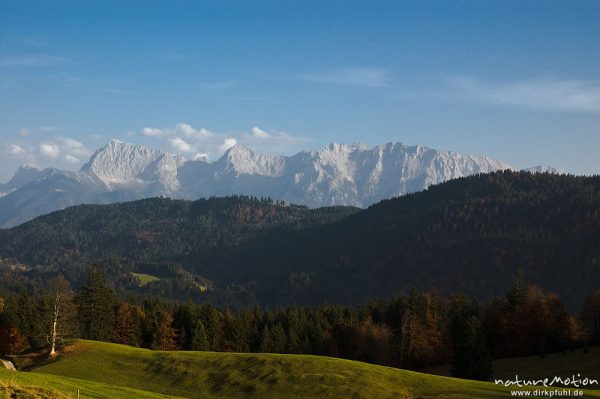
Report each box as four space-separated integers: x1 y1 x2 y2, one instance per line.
0 140 556 227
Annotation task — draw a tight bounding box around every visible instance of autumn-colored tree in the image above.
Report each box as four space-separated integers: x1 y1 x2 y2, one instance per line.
355 316 393 365
0 327 27 355
545 292 574 350
152 311 178 350
0 296 27 354
114 301 135 345
221 308 235 352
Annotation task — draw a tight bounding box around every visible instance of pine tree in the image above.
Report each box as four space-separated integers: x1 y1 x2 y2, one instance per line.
507 268 526 309
76 265 116 341
272 323 287 353
201 304 223 351
152 311 178 350
582 289 600 345
190 319 209 351
450 315 493 381
260 325 272 352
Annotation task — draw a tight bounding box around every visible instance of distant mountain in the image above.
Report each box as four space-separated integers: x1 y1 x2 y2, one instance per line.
0 139 548 227
523 165 563 174
1 171 598 310
82 139 186 193
0 162 46 196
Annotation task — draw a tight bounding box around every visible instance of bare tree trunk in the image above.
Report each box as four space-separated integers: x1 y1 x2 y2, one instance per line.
50 293 60 357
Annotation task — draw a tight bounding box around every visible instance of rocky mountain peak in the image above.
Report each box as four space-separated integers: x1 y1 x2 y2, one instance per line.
81 140 184 188
0 139 559 228
218 144 285 177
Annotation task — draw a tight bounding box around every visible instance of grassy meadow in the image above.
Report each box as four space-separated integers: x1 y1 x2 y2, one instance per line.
1 340 599 398
423 346 600 382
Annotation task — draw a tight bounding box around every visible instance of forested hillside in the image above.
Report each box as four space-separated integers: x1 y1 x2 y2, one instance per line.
220 170 600 309
1 171 599 309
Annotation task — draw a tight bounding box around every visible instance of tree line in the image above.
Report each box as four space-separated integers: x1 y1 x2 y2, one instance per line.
1 266 599 381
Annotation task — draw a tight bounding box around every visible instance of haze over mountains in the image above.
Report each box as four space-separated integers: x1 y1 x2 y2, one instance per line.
0 139 556 228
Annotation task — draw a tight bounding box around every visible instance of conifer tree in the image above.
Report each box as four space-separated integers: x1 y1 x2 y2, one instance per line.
450 315 493 381
582 289 600 344
260 325 272 352
76 265 116 341
190 319 210 351
152 310 178 350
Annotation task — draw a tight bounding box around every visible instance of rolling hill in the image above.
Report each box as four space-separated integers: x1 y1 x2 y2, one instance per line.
4 340 599 398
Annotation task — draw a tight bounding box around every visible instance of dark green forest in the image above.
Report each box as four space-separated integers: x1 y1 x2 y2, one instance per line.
2 266 600 381
1 171 599 310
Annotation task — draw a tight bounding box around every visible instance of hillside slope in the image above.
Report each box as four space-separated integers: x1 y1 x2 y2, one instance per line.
17 340 597 398
1 171 599 308
0 196 356 303
0 368 184 398
211 170 600 308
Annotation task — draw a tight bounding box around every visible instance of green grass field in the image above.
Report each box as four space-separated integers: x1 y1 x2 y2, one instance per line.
423 346 600 383
0 369 183 399
493 346 600 381
131 273 161 286
1 340 599 398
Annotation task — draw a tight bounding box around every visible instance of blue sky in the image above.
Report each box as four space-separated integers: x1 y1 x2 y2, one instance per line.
1 0 599 181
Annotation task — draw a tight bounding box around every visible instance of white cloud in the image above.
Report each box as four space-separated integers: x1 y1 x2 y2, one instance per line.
141 127 164 137
298 67 392 88
193 153 209 161
140 123 213 140
136 122 218 157
175 123 196 137
28 137 92 164
16 126 60 137
57 137 92 158
2 136 94 179
7 144 27 156
39 142 60 158
135 123 312 159
168 137 193 153
241 127 312 154
174 123 213 139
219 138 237 152
448 76 600 113
65 154 80 164
251 126 270 139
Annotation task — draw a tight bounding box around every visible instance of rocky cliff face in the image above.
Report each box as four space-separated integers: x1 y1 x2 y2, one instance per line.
0 140 521 227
